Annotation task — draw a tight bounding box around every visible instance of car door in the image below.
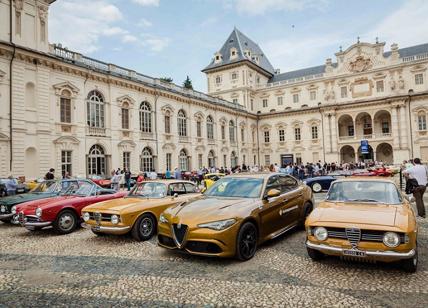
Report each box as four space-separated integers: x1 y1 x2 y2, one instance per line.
259 175 288 238
277 175 304 226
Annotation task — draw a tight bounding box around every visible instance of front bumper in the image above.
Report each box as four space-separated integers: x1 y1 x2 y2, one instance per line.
19 214 52 230
81 223 131 234
0 213 14 220
306 241 415 260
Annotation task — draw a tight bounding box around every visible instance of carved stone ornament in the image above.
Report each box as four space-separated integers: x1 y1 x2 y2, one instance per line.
0 69 5 83
348 55 372 73
15 0 24 11
38 4 48 22
398 76 405 89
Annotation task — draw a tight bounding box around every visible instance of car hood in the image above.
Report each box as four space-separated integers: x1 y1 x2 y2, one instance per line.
0 192 57 206
166 196 256 223
310 201 398 227
83 197 148 213
18 195 78 211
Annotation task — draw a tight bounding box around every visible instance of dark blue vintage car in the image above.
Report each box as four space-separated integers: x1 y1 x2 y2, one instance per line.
303 175 337 193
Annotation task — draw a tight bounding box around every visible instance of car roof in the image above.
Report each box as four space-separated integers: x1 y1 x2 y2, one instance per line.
140 180 196 185
333 176 396 183
225 172 286 179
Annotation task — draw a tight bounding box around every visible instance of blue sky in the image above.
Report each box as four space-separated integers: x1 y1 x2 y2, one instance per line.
49 0 428 91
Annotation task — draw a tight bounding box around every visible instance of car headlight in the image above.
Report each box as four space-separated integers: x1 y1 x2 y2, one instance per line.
11 206 16 214
383 232 400 248
35 207 42 218
159 214 168 224
197 218 236 231
0 205 5 213
111 215 119 225
314 227 328 241
82 212 90 222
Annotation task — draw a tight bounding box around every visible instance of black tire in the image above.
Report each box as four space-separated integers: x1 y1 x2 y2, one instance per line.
311 182 322 193
131 213 156 241
307 246 325 261
236 222 258 261
401 248 418 273
299 202 313 228
53 210 78 235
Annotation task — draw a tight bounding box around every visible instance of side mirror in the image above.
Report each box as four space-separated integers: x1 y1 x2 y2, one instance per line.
265 188 281 200
172 193 178 199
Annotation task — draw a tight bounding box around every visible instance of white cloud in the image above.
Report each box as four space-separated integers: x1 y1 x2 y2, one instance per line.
366 0 428 49
103 27 128 36
234 0 329 15
137 18 153 27
143 36 170 52
132 0 160 6
122 34 139 43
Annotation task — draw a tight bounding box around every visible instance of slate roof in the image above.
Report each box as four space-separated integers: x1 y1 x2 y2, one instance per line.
202 28 275 76
269 42 428 83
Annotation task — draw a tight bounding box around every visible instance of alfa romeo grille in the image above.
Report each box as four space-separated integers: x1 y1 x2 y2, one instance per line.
172 224 188 245
345 228 361 248
94 212 102 223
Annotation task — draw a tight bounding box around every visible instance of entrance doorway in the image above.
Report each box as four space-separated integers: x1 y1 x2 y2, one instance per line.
357 144 374 162
280 154 294 167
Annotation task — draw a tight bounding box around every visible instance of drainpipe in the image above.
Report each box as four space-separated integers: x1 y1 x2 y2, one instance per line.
407 91 414 158
256 113 260 166
9 0 16 172
154 89 159 171
319 106 326 163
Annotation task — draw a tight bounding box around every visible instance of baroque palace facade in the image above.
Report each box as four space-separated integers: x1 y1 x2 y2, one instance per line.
0 0 428 179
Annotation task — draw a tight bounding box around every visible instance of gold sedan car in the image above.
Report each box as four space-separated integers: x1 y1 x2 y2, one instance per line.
305 178 418 272
158 173 314 260
82 180 200 241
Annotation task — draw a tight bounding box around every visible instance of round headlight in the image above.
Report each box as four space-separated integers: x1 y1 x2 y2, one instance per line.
111 215 119 225
0 205 5 213
11 206 16 214
383 232 400 248
35 207 42 217
314 227 328 241
83 212 90 222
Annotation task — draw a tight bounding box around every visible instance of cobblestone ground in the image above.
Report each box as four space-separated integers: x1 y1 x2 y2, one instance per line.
0 193 427 307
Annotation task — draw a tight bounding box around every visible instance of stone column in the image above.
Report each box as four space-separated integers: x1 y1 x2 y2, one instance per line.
391 106 400 150
330 113 338 153
399 104 409 149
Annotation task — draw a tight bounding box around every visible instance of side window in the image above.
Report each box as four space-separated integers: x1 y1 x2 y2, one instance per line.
169 183 186 195
184 183 197 193
63 181 79 193
265 176 280 195
279 175 298 193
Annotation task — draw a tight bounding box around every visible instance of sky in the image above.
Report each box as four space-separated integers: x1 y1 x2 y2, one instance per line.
49 0 428 92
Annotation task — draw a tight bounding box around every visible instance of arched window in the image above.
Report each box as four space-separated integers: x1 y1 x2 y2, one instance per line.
25 82 35 107
206 116 214 140
196 119 202 137
178 109 187 137
60 89 71 123
208 150 215 168
179 149 189 171
139 102 152 133
121 102 129 129
221 123 226 140
229 120 236 142
164 110 171 133
87 144 106 176
140 147 154 172
86 90 105 128
418 112 427 131
230 151 238 168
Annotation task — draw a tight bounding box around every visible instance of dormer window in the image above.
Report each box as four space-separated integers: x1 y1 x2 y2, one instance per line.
244 49 251 58
230 47 238 59
214 52 222 63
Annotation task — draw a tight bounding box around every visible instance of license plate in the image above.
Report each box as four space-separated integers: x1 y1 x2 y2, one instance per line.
343 249 366 257
93 225 101 232
17 189 24 193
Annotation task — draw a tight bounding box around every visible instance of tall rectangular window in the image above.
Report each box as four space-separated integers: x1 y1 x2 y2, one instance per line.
279 129 285 142
415 73 424 85
418 114 427 130
60 97 71 123
198 154 203 168
376 80 384 92
277 96 283 106
166 153 172 171
264 155 270 166
196 121 202 137
61 151 72 176
223 154 227 167
262 98 267 107
264 131 270 143
296 155 302 165
294 127 301 141
310 91 316 100
252 130 255 143
250 99 254 111
341 86 347 98
311 126 318 139
382 122 390 134
348 125 354 136
241 128 245 142
121 108 129 129
123 152 130 170
164 113 171 133
293 94 299 103
221 125 226 140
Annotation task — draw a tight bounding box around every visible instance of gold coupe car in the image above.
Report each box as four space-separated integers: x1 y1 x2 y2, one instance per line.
158 173 314 260
81 180 200 241
305 177 418 272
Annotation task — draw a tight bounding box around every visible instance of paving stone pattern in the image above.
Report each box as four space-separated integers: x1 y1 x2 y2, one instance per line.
0 193 427 307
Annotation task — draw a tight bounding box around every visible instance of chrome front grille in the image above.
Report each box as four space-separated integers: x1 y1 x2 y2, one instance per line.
326 228 406 244
94 212 102 223
345 228 361 248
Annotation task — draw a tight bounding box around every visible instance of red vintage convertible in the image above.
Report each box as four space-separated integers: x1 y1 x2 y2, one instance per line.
16 179 127 234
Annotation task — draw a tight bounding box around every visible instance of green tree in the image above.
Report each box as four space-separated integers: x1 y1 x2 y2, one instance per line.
160 77 173 83
183 75 193 89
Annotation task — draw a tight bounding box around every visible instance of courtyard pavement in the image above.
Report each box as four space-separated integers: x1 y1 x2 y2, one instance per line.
0 193 427 307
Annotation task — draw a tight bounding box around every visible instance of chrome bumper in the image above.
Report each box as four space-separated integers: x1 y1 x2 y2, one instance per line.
306 241 415 259
23 221 52 228
81 223 131 232
0 213 14 219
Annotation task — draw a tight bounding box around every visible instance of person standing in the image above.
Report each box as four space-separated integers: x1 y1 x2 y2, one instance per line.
404 158 427 218
5 175 17 196
174 168 182 180
45 168 55 180
165 169 171 179
124 169 132 191
110 170 119 191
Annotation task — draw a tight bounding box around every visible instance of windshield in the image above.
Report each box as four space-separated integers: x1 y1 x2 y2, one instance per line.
32 181 61 193
65 181 94 196
204 177 263 198
326 181 402 204
130 182 167 198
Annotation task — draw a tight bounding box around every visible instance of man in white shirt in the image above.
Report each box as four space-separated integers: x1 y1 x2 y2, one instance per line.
404 158 427 218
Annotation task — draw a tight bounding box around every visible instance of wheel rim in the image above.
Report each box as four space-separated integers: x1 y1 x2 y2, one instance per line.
140 217 153 237
240 226 257 259
59 213 75 231
313 183 322 192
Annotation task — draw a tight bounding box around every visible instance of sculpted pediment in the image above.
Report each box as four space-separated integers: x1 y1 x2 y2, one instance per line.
335 41 386 74
117 140 136 150
52 81 80 97
53 136 80 144
116 94 135 107
162 143 176 151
